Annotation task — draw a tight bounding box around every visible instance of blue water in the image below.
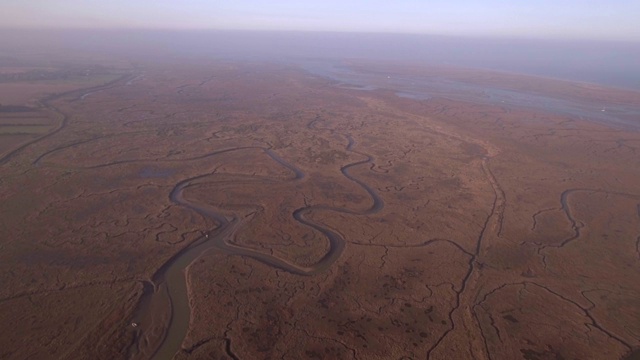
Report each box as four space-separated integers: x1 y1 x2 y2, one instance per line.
298 59 640 130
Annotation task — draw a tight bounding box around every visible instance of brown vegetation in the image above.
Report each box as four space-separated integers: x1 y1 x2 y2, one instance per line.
0 58 639 360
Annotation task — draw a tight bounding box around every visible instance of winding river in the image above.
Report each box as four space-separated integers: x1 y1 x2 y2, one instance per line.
14 71 384 359
126 135 384 359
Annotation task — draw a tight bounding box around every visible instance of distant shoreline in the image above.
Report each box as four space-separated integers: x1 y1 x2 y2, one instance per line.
1 29 638 91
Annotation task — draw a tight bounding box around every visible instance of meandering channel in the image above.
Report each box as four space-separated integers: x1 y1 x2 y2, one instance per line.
124 134 384 359
19 74 384 359
0 73 136 166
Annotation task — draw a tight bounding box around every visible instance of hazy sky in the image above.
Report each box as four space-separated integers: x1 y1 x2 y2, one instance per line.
3 0 639 41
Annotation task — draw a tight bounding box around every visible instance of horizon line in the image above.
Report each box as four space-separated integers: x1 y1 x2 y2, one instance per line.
1 27 639 44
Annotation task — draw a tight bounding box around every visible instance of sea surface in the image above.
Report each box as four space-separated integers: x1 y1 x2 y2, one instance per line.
2 30 639 89
298 59 640 130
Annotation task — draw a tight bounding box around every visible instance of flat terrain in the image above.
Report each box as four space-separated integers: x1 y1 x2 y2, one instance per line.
0 58 639 360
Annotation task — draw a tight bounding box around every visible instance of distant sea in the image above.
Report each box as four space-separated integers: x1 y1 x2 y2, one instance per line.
1 30 639 91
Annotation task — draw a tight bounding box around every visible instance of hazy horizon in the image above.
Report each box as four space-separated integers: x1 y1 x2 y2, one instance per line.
3 1 639 90
3 0 640 42
2 29 640 91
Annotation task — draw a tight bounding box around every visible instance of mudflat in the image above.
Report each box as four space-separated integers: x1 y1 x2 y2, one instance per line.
0 58 639 360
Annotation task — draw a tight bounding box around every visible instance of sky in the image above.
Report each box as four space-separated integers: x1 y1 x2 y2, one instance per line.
2 0 639 41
